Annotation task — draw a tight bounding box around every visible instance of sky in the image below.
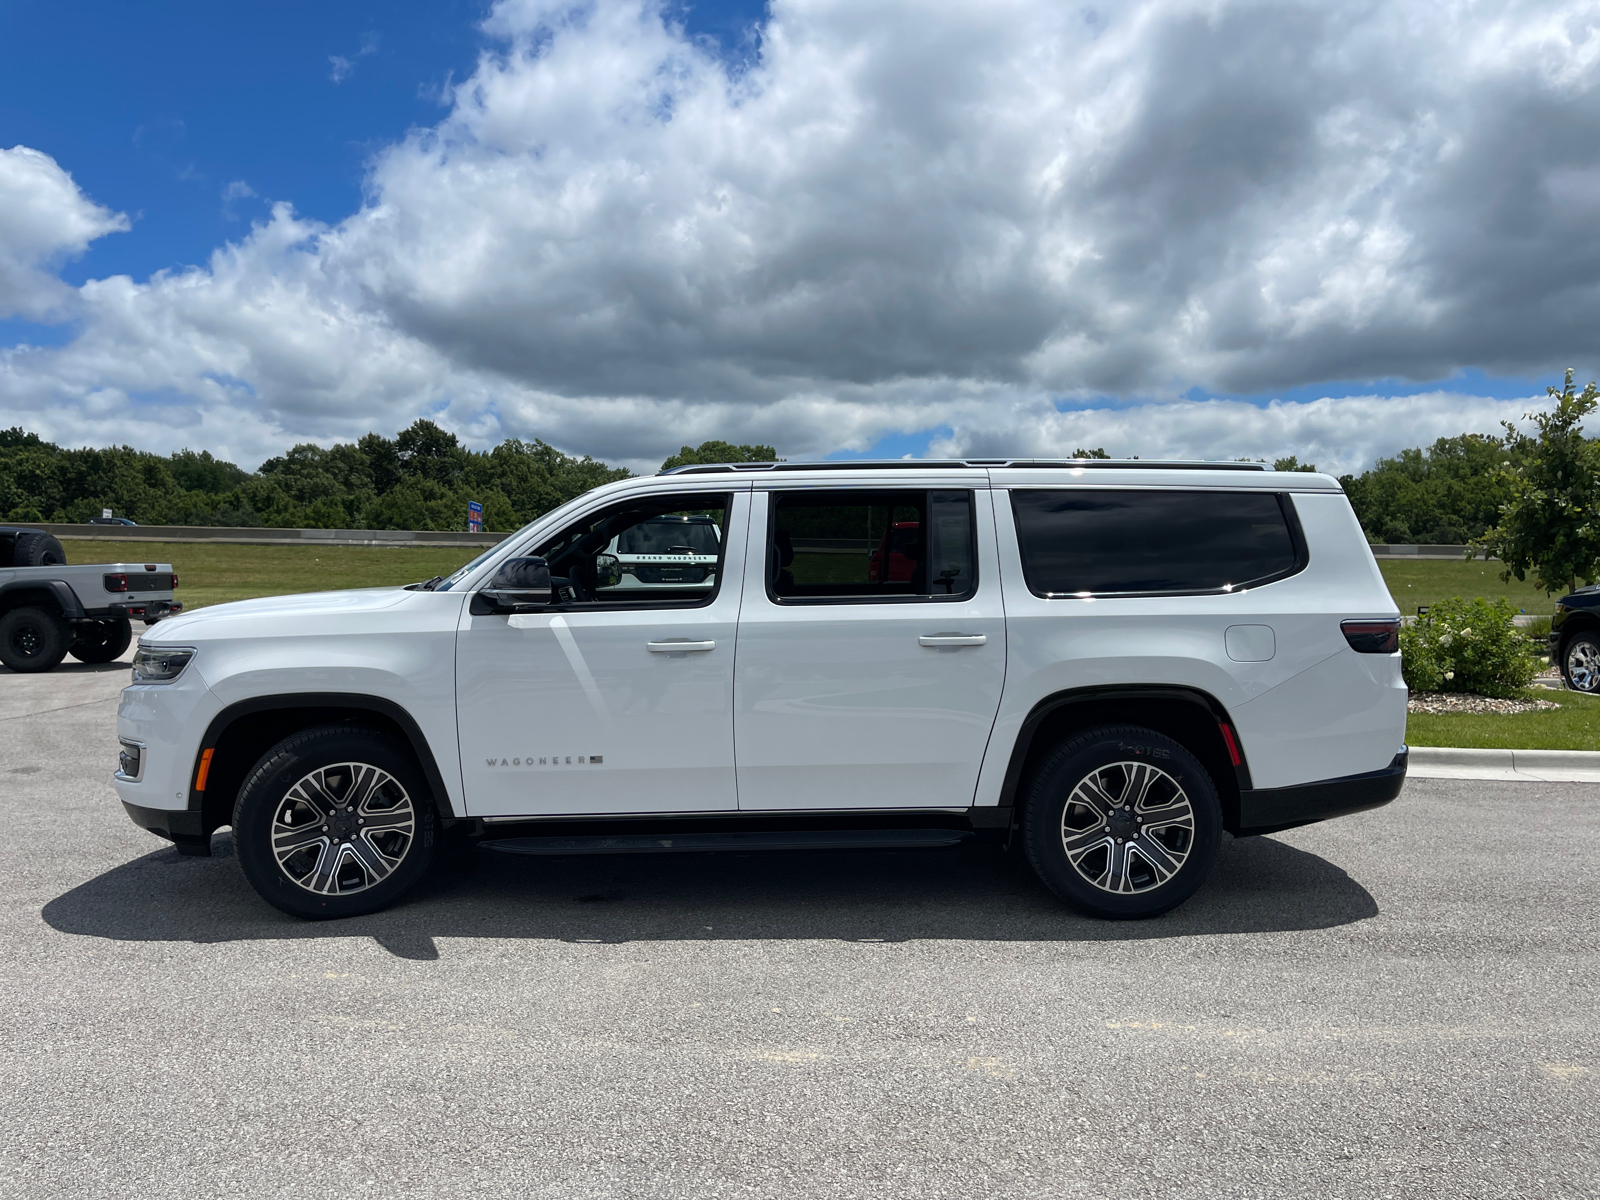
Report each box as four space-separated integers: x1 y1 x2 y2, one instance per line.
1 0 1597 475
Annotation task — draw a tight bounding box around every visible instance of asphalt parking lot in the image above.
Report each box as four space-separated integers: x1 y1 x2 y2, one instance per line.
1 655 1596 1199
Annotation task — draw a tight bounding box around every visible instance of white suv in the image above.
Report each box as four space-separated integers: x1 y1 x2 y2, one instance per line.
113 460 1407 921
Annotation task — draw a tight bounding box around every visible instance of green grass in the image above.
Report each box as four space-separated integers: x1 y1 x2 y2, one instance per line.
1378 557 1556 616
1406 689 1600 750
58 539 1564 616
62 537 1599 749
65 539 481 611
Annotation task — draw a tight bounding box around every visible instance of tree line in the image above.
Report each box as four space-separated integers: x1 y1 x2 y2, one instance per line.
0 422 775 532
0 410 1584 549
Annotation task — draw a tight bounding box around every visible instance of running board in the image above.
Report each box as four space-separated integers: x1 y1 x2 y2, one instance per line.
481 828 971 856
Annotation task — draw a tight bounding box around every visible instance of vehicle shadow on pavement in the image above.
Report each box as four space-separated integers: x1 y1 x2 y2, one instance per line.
41 833 1378 959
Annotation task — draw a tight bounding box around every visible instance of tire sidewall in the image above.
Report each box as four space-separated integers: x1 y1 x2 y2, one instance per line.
0 606 69 673
69 617 132 663
1023 725 1223 919
12 532 66 567
1562 631 1600 692
233 728 437 919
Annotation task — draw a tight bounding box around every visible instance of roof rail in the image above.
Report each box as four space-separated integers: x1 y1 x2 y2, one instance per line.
658 458 1271 476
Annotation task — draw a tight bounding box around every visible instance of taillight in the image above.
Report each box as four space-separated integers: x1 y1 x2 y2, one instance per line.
171 574 179 589
103 573 128 592
1342 618 1399 653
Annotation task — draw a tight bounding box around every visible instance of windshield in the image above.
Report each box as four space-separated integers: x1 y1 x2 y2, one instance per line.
615 519 720 555
434 541 511 592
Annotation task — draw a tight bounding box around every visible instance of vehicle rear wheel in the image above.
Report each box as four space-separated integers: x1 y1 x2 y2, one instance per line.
69 617 133 663
10 532 66 566
0 606 71 673
1561 631 1600 693
1022 724 1222 920
233 726 437 919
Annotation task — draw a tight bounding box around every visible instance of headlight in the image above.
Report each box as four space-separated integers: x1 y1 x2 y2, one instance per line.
131 645 196 682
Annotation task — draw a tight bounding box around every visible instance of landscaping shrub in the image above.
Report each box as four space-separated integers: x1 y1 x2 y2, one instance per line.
1400 596 1541 698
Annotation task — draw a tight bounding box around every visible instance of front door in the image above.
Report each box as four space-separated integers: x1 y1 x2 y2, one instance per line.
733 486 1007 811
456 488 750 817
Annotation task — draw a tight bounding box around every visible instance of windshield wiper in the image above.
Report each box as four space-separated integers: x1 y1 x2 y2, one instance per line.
409 575 445 592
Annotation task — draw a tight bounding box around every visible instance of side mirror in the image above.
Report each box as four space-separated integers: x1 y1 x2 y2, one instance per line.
476 556 552 613
595 553 622 589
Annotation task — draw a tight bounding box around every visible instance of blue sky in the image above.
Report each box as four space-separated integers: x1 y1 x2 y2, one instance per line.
0 0 765 284
0 0 1592 472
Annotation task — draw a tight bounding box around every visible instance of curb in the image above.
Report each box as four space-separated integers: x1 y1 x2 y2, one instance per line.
1408 745 1600 782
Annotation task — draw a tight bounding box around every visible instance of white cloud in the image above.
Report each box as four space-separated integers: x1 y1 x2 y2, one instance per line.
329 32 380 84
0 145 128 319
930 389 1559 477
3 0 1600 469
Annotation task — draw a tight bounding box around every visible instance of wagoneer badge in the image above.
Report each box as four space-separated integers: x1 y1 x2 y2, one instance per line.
486 755 603 766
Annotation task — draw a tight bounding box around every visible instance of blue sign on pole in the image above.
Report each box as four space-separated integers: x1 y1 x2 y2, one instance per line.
467 500 483 533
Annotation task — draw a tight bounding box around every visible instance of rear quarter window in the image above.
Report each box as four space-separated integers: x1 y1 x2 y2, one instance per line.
1010 489 1304 597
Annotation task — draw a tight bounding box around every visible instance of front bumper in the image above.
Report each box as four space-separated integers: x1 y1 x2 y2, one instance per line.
1235 747 1407 836
122 801 211 855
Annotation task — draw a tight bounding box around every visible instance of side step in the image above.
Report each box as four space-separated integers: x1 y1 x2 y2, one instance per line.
481 828 971 856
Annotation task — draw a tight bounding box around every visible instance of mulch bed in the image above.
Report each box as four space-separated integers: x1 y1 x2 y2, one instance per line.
1407 692 1560 715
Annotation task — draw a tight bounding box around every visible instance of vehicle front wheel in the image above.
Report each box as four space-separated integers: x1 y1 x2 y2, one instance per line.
69 617 133 663
233 726 437 919
0 606 70 673
1561 631 1600 693
1022 724 1222 920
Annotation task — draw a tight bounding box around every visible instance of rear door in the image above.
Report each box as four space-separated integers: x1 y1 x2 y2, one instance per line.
732 484 1006 811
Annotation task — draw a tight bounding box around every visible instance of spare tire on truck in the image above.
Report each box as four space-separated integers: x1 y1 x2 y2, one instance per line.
10 532 67 566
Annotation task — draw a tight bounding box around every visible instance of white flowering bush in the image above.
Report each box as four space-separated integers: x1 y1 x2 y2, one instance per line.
1400 596 1540 698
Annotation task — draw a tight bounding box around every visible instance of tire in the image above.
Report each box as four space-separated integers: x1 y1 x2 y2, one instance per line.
10 532 66 566
69 617 133 663
233 725 437 919
1022 724 1223 920
0 606 71 673
1561 631 1600 693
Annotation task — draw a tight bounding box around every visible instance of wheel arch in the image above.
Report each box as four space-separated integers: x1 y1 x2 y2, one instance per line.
0 580 84 619
191 693 458 835
1557 610 1600 652
996 685 1252 833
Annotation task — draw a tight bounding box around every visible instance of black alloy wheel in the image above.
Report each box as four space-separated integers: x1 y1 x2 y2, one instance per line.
69 617 133 664
0 606 71 673
1022 724 1223 919
234 725 437 919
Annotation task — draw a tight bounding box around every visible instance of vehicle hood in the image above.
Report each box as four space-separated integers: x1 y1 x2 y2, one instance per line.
142 587 414 640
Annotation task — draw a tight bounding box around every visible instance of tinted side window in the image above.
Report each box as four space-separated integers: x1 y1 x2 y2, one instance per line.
1011 489 1300 596
770 489 976 601
533 492 731 607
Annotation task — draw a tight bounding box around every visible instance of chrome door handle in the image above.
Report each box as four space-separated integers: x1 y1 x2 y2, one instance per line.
918 634 987 647
647 640 716 653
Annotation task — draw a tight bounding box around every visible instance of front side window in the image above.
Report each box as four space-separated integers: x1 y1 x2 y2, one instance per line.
530 492 732 607
1011 489 1302 597
769 489 976 602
